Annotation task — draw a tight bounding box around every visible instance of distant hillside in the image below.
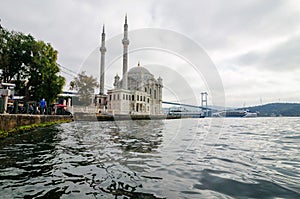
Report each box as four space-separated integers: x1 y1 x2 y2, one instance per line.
238 103 300 117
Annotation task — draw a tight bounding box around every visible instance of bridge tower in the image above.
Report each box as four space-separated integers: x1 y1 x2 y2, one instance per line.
201 92 208 117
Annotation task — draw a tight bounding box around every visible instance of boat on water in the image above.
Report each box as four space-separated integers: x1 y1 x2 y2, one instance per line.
243 111 258 117
212 109 257 118
168 109 205 118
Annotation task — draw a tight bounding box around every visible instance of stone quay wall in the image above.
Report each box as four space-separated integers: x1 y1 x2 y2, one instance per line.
0 114 72 131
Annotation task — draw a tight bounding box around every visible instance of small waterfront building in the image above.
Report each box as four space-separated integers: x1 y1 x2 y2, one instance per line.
96 15 163 115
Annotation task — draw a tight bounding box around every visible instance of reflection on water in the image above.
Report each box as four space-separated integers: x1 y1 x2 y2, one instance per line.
0 118 299 198
109 120 163 153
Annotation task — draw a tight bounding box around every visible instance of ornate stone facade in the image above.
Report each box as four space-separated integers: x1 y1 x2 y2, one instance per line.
107 64 163 115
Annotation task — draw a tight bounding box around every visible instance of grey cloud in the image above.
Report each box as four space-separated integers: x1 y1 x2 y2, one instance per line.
1 0 300 106
262 36 300 70
153 0 299 50
236 34 300 71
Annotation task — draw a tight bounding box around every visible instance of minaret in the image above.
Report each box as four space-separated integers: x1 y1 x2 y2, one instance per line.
122 14 129 89
99 24 106 95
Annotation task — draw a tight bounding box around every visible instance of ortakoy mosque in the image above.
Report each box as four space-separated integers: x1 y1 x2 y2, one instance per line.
95 16 163 115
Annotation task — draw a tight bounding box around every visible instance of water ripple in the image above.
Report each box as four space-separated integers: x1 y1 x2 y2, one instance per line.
0 118 299 198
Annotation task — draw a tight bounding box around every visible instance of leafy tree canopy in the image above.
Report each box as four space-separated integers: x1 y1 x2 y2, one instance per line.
0 23 65 103
70 71 99 106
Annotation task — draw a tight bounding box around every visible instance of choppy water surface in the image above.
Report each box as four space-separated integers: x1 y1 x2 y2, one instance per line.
0 117 299 198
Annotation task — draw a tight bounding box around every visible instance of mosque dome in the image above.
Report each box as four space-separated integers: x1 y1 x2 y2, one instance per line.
128 66 152 75
127 63 155 82
125 63 157 90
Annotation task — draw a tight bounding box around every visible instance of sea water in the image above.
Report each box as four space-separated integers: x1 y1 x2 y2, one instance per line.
0 117 299 198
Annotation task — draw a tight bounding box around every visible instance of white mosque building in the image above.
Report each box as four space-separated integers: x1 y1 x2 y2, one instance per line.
95 16 163 115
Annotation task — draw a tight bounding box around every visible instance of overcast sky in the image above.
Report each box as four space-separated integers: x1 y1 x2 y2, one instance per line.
1 0 300 107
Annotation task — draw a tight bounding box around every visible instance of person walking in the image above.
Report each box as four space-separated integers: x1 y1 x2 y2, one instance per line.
40 98 47 115
29 104 34 114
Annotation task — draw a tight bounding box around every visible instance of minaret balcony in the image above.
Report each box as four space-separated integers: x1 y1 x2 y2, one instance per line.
100 47 107 52
122 39 130 45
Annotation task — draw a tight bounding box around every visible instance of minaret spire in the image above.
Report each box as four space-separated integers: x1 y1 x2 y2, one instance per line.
122 14 129 89
99 24 106 95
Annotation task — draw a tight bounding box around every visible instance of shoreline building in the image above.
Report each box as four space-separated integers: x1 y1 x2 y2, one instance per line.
96 16 163 115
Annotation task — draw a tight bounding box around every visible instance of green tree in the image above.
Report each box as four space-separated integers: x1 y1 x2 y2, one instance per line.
70 71 98 106
0 23 65 103
0 25 10 81
0 27 34 85
27 41 65 103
